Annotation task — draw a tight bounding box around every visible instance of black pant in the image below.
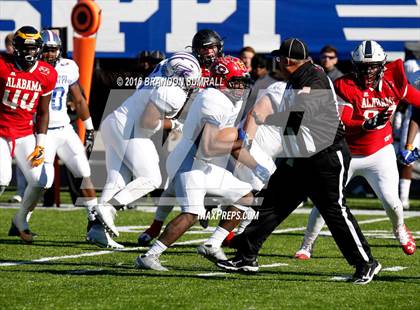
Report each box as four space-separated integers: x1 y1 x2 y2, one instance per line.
231 141 373 267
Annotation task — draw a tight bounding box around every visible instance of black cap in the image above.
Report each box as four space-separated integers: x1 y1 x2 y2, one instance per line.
271 38 309 60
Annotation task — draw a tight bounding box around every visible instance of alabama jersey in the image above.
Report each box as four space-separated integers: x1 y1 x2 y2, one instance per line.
336 59 409 155
0 54 57 139
48 58 79 128
113 59 187 139
167 88 242 179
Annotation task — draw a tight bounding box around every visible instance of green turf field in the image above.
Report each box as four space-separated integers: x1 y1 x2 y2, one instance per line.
0 198 419 309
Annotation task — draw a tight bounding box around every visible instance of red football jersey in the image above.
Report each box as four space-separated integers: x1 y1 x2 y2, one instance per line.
0 54 57 139
335 59 409 156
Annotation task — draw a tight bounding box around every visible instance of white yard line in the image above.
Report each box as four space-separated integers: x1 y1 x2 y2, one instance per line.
0 208 418 268
196 263 289 277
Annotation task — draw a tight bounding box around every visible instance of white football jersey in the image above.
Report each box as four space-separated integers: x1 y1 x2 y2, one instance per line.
48 58 79 128
253 81 287 159
167 88 243 178
113 59 188 139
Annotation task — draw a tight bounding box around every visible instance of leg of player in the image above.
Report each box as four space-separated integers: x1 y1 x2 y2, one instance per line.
0 137 12 196
55 127 99 231
363 145 416 255
197 204 248 263
135 171 205 271
9 136 54 243
399 166 412 210
294 207 325 260
138 189 175 246
196 166 254 263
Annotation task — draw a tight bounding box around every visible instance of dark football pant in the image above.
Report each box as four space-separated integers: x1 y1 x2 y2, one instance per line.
231 142 373 267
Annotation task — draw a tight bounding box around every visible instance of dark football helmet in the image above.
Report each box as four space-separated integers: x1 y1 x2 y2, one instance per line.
13 26 43 69
41 30 62 67
351 40 387 89
192 29 224 68
210 56 251 101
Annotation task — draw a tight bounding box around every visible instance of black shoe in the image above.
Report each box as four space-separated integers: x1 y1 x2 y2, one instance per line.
216 255 259 273
8 220 37 243
8 220 20 236
353 260 382 285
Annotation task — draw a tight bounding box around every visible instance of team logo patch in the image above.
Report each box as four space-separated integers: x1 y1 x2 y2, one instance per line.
214 64 229 75
38 66 50 76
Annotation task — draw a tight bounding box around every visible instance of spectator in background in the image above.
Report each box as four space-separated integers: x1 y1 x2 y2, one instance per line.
320 45 343 81
245 54 278 113
239 46 256 73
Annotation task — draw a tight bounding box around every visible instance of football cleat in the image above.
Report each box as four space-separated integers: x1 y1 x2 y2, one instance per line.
8 195 22 203
94 204 119 237
86 224 124 249
352 260 382 285
216 255 259 273
135 254 168 271
294 248 311 260
8 220 37 244
197 244 227 262
394 224 416 255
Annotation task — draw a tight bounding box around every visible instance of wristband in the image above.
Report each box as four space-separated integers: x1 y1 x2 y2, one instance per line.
83 117 94 130
36 133 46 147
405 144 415 151
153 120 162 132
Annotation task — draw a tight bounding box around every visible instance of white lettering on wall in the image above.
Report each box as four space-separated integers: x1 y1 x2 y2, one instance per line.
166 0 237 53
244 0 280 52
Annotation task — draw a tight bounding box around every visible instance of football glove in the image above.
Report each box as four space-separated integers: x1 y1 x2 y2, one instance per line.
362 109 393 130
398 148 420 166
171 119 183 133
253 163 271 183
238 127 251 149
27 145 45 167
84 129 95 158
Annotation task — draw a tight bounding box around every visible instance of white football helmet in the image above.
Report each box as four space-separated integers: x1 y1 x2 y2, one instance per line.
351 40 387 88
164 52 201 90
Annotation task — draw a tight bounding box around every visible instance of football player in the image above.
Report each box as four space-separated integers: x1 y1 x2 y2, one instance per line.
1 26 57 243
87 52 202 248
138 29 225 244
135 56 271 271
295 40 419 260
37 30 98 231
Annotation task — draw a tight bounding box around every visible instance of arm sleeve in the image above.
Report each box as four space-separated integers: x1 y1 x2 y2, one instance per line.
68 60 80 86
201 99 224 127
150 86 187 118
404 84 420 108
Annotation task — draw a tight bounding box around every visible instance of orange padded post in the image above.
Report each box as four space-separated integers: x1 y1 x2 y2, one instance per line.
71 0 101 142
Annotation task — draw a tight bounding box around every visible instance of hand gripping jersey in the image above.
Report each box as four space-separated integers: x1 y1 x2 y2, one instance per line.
167 87 243 179
112 59 188 139
336 59 413 156
0 54 57 138
48 58 79 128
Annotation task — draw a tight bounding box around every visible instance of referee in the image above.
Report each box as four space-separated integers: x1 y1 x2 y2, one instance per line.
218 38 381 285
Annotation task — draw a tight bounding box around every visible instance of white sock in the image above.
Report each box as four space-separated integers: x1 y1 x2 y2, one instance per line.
85 197 98 212
301 207 325 251
399 179 411 204
147 240 167 256
206 226 229 248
